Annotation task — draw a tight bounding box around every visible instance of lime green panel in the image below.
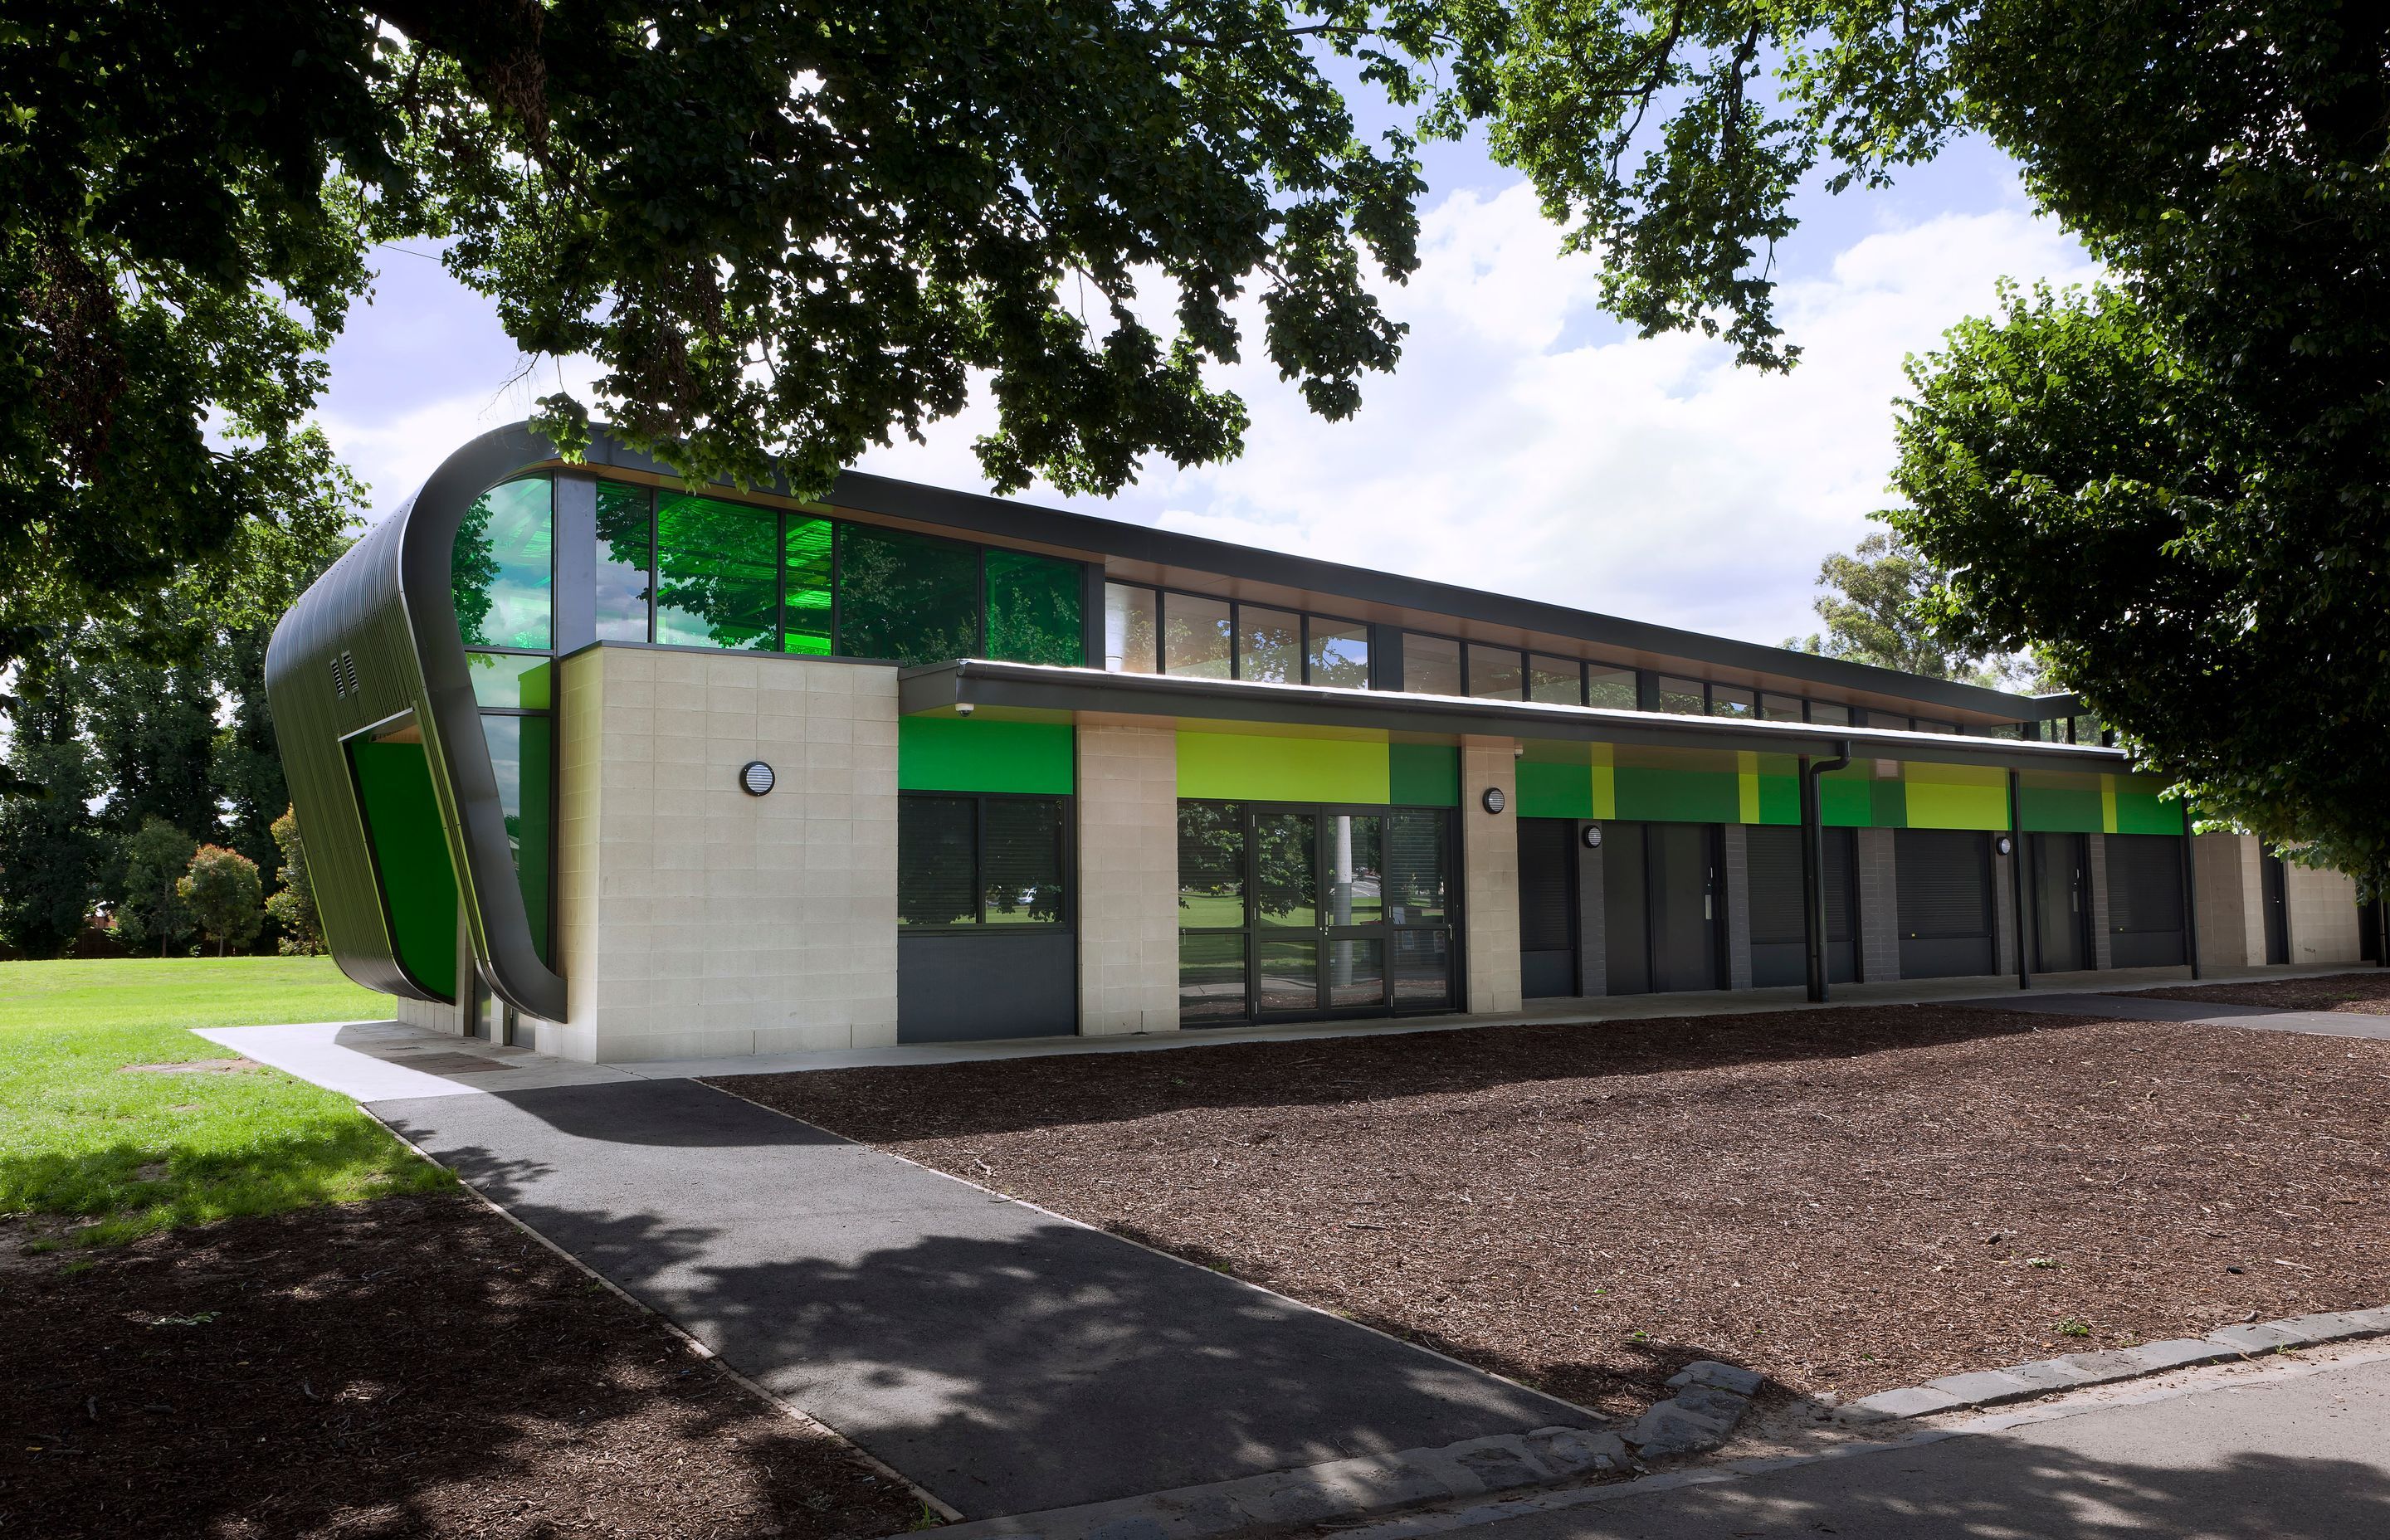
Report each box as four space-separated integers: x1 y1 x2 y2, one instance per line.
1389 742 1461 807
1178 731 1390 804
1614 766 1739 823
1515 759 1593 820
2020 782 2104 832
349 741 459 1001
899 718 1075 794
1902 763 2010 831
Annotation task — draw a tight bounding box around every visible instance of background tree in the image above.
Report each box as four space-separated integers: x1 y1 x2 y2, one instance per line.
178 845 263 958
115 816 197 958
264 806 323 956
1783 532 2006 685
0 642 105 958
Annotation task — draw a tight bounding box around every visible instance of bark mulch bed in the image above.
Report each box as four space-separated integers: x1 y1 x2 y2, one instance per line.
1 1194 927 1539
2137 968 2390 1015
718 1005 2390 1420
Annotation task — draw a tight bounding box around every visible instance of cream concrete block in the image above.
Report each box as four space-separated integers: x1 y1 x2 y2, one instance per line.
1459 737 1523 1015
2285 863 2362 964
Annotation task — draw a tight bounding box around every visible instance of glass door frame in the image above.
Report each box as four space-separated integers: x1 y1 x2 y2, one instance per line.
1179 798 1459 1026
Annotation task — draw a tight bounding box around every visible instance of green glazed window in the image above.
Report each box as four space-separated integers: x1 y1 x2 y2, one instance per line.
839 524 979 665
465 651 552 709
452 475 554 649
594 480 653 643
480 714 553 964
783 517 834 655
984 548 1084 665
656 493 778 651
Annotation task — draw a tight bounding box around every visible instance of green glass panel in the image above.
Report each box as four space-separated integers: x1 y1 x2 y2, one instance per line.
656 492 778 651
451 475 553 649
986 548 1084 665
465 651 552 709
348 740 459 999
783 516 834 655
838 524 979 665
480 714 553 963
594 480 652 642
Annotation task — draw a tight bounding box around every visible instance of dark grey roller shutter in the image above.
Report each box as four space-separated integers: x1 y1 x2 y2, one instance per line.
1747 826 1804 947
2107 834 2186 967
1896 828 1994 977
1516 821 1574 952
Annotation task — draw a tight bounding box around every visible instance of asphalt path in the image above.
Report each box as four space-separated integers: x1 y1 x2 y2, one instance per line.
371 1079 1583 1520
1362 1354 2390 1540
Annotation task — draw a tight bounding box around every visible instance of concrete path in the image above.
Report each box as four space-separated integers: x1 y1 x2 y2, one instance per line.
368 1079 1584 1521
1967 990 2390 1041
1339 1352 2390 1539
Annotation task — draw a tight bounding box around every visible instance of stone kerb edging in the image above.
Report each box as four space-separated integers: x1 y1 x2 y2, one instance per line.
1836 1304 2390 1423
927 1362 1767 1540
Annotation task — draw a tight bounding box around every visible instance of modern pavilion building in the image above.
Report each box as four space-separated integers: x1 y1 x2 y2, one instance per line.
266 424 2370 1060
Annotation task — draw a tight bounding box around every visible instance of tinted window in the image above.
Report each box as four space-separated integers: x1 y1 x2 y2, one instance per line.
593 480 651 643
1657 675 1705 715
480 713 553 962
1385 809 1447 924
782 517 834 655
656 493 777 651
985 549 1084 666
1760 693 1802 722
1177 802 1244 928
982 798 1066 922
1403 633 1462 694
840 524 980 665
466 652 552 709
1105 583 1159 674
1710 685 1756 718
1466 645 1524 700
1239 605 1302 684
1586 665 1636 710
1809 700 1851 726
1307 618 1370 689
898 796 979 926
1528 655 1582 704
1163 594 1233 677
452 476 553 649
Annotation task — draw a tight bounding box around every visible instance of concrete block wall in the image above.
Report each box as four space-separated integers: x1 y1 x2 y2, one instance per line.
1722 824 1753 991
551 646 900 1063
2192 832 2266 969
1076 715 1183 1035
1459 737 1522 1014
393 995 462 1034
2284 863 2363 965
1854 827 1900 982
1992 841 2019 980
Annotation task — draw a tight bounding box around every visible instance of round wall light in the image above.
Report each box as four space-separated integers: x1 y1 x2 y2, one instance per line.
1994 833 2015 856
1583 825 1604 850
1481 787 1507 815
740 760 777 797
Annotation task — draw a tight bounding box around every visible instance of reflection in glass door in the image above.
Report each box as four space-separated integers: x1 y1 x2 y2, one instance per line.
1178 802 1453 1025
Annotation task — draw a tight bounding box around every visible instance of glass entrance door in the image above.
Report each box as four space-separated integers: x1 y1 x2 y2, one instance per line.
1180 802 1453 1025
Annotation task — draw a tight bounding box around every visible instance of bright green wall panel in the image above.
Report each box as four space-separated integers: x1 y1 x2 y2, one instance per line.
1753 773 1801 825
1178 731 1390 804
1613 766 1739 823
899 718 1075 794
2020 782 2105 833
1818 774 1875 828
349 740 459 1001
1515 759 1593 820
1389 742 1461 807
2112 787 2184 835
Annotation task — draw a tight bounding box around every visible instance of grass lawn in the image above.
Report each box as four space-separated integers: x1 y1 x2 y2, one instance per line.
0 957 451 1247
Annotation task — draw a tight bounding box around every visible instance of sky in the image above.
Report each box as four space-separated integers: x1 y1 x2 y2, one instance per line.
310 91 2097 651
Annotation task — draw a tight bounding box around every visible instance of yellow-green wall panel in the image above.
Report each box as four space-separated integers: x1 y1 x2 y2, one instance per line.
1177 731 1392 804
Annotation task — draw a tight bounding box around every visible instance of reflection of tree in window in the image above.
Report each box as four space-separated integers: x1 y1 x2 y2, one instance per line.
656 494 777 651
985 550 1083 665
1176 802 1245 928
898 797 978 925
451 477 554 649
839 524 979 665
593 480 653 642
451 500 499 642
983 799 1065 923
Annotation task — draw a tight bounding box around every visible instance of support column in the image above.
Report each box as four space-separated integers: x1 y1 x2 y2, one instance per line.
1459 737 1522 1015
2087 833 2114 969
1076 716 1183 1035
1992 839 2019 980
1575 827 1607 998
1855 826 1900 982
2192 832 2264 968
1722 824 1753 990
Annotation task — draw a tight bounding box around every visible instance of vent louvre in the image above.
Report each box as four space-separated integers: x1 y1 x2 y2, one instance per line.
329 651 360 698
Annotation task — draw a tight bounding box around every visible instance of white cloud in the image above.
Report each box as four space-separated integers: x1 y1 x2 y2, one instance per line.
863 180 2098 647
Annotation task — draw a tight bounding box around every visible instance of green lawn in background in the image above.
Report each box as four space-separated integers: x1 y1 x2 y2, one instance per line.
0 958 451 1247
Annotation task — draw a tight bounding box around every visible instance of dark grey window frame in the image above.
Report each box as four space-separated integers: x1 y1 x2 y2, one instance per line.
1104 579 1375 690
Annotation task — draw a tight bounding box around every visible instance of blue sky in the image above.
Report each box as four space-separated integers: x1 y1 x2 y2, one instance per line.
311 92 2093 649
